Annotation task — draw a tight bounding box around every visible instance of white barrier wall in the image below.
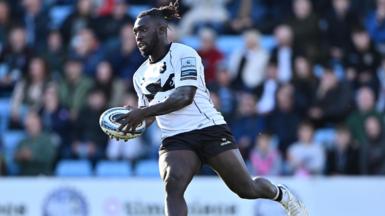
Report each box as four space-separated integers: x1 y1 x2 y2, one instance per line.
0 177 384 216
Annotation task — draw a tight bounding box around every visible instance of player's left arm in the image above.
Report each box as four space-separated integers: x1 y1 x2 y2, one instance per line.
118 49 200 133
142 85 197 116
118 86 196 133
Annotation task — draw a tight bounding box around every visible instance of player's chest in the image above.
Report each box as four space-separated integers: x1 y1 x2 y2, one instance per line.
139 60 175 97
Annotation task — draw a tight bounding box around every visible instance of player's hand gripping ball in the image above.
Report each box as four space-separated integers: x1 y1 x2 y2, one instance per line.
99 107 146 141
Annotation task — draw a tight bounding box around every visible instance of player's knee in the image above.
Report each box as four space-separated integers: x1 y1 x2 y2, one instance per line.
163 169 189 195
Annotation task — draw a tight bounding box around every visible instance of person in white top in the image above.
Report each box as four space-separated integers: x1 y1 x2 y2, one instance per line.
228 29 269 90
132 42 226 138
117 1 308 216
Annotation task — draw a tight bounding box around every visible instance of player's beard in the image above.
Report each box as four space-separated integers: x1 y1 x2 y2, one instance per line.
140 34 159 57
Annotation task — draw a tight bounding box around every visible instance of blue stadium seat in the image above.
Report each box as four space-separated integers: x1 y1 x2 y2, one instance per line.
135 159 159 177
49 5 73 28
95 160 133 177
0 98 10 135
314 128 336 149
2 130 25 175
180 36 200 49
55 160 93 177
217 36 243 55
180 35 277 57
260 36 277 51
218 35 277 54
128 5 151 18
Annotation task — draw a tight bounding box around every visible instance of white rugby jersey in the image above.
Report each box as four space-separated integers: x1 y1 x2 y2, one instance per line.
133 43 226 138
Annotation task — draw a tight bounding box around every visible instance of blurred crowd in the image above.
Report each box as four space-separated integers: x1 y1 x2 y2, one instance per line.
0 0 385 177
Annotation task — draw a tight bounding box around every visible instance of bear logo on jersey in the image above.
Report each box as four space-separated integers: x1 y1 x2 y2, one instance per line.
143 61 175 101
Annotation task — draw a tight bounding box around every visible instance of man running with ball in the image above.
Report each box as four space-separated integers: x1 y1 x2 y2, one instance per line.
118 1 308 215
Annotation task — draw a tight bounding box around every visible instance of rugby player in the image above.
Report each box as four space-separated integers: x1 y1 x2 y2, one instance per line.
117 1 308 215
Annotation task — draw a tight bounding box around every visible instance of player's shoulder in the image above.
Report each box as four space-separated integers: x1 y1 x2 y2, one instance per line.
171 42 199 57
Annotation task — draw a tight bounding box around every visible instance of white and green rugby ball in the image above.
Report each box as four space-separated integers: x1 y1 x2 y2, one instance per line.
99 107 146 141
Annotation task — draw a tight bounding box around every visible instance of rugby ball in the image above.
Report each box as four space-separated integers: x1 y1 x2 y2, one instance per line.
99 107 146 141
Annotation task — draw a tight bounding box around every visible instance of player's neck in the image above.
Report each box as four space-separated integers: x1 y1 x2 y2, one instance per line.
149 42 172 64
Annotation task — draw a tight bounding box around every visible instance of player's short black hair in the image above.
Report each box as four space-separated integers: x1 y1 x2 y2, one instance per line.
137 0 180 21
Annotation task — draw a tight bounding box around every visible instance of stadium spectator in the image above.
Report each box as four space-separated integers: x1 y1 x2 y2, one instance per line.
266 84 301 155
345 27 381 93
39 84 71 159
0 1 10 48
179 0 229 36
10 57 51 129
93 0 134 43
58 58 93 120
325 125 360 175
360 116 385 174
311 0 333 16
107 24 144 81
365 0 385 47
287 121 325 176
228 29 269 91
197 28 224 85
0 26 33 96
257 0 292 33
377 59 385 111
256 62 279 114
40 30 66 80
0 138 5 175
69 28 104 76
231 92 265 159
208 66 237 124
106 93 147 161
347 87 383 144
269 25 295 83
0 155 5 175
72 89 108 164
308 68 351 127
226 0 264 34
351 0 376 17
93 61 125 107
20 0 50 49
249 133 282 176
291 56 317 114
321 0 358 61
287 0 321 61
14 112 57 175
60 0 96 44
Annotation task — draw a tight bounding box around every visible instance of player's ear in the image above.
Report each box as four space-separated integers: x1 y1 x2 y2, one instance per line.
159 25 167 35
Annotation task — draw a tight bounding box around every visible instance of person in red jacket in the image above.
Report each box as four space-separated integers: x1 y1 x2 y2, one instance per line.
197 28 224 85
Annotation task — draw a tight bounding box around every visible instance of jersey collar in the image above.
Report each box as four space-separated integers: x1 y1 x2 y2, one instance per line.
149 43 173 64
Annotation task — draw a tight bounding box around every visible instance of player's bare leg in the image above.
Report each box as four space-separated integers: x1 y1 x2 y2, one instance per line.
208 149 308 216
159 150 201 216
208 149 277 199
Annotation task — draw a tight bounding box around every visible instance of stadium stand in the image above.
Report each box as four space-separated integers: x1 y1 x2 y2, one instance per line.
0 0 384 177
55 160 93 177
135 159 160 177
95 160 133 177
